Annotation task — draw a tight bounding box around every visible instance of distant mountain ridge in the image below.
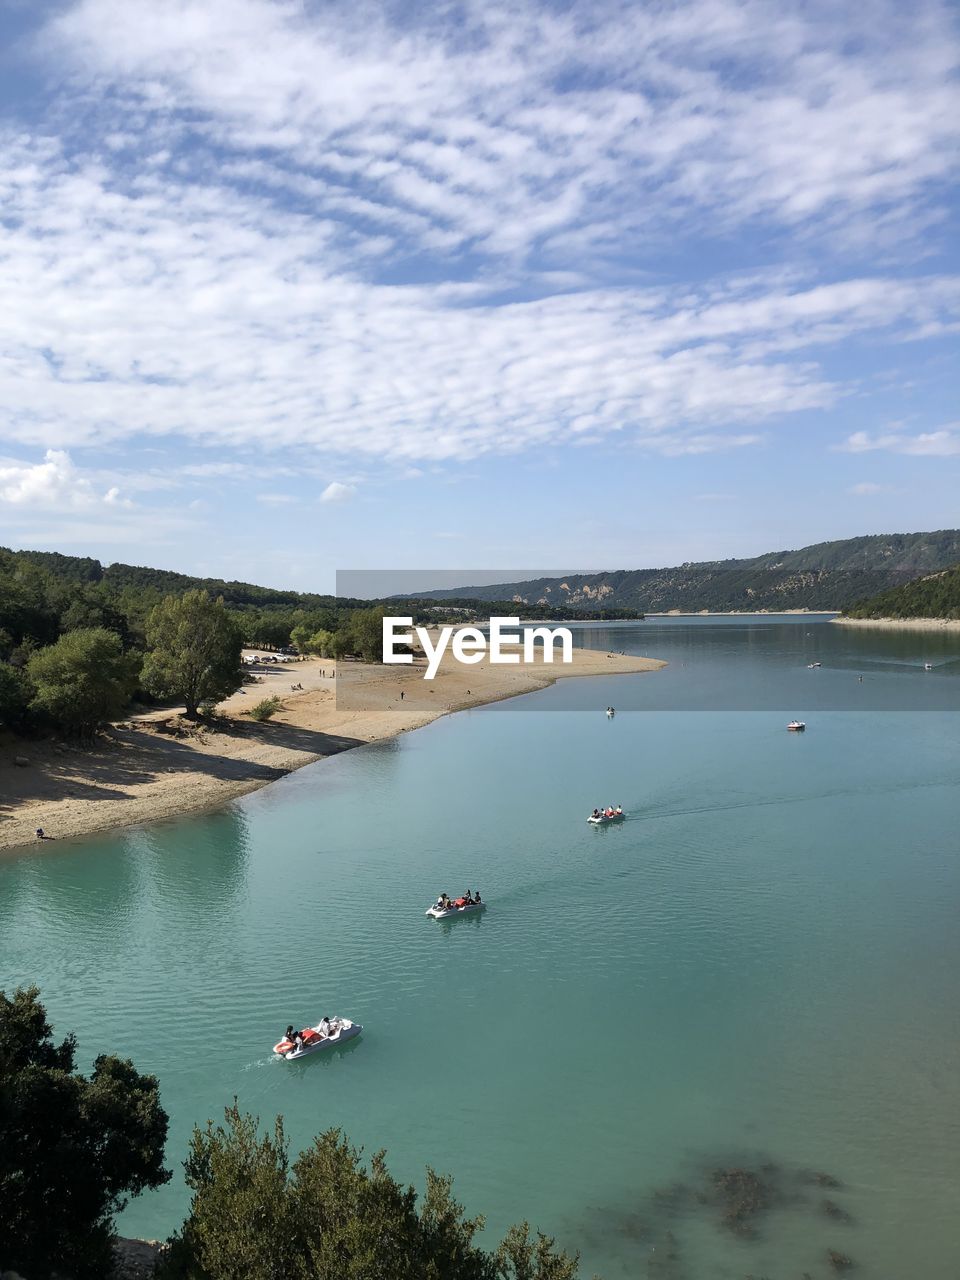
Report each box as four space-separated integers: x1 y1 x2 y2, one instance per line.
413 531 960 614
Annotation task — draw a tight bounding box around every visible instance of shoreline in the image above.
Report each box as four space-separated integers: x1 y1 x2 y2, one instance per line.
832 616 960 631
646 609 837 617
0 647 664 855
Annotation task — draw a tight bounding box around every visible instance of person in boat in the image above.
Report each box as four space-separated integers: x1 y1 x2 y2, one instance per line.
285 1024 295 1044
592 808 601 819
319 1015 332 1037
473 890 481 903
293 1030 304 1053
614 805 623 815
604 807 614 817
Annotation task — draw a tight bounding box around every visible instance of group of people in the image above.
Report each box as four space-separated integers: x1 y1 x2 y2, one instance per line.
591 806 623 818
282 1015 336 1052
434 890 482 911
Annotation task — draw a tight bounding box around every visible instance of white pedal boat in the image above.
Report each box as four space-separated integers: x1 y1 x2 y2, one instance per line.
426 900 485 919
273 1017 361 1060
588 810 625 825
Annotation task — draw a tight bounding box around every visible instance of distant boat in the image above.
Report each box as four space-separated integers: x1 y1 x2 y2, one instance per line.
787 720 806 732
806 662 822 668
924 663 933 671
606 706 615 717
426 897 485 919
588 808 625 824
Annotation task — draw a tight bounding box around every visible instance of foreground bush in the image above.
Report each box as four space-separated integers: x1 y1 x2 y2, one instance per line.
161 1105 585 1280
0 987 170 1280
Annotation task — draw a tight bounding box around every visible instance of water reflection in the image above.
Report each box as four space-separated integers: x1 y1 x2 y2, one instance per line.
139 807 252 916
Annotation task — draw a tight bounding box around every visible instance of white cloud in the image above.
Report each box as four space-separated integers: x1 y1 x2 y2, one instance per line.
256 492 297 505
0 0 949 473
848 481 886 494
838 427 960 456
0 449 131 508
319 481 356 504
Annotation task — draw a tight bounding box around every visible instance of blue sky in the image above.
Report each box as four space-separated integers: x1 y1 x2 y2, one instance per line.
0 0 958 591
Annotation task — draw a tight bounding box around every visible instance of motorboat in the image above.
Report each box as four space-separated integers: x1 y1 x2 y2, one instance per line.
787 720 806 732
273 1017 361 1060
806 662 822 669
606 707 615 717
588 809 625 824
426 898 485 919
924 663 933 671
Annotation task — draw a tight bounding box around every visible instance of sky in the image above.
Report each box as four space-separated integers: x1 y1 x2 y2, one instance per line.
0 0 958 591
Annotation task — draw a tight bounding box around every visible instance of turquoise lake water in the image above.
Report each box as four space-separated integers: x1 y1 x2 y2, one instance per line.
2 617 959 1278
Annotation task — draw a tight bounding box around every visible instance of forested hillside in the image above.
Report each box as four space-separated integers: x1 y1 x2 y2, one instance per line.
416 530 960 613
842 563 960 619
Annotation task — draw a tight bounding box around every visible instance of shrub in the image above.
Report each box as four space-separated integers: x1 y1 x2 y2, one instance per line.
248 696 283 722
160 1105 582 1280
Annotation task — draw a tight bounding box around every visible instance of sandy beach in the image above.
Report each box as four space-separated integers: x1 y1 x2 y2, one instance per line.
0 645 664 854
832 616 960 631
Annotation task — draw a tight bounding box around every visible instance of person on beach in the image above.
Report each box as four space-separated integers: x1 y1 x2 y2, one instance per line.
35 827 44 840
400 690 404 701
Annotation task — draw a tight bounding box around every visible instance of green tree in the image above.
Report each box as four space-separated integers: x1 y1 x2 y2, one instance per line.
348 606 387 662
161 1106 583 1280
0 662 31 728
290 623 314 655
306 628 336 658
27 626 139 739
0 986 170 1280
142 591 243 717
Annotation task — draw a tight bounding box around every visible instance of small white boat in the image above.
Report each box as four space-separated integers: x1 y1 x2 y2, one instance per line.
426 898 485 919
924 663 933 671
606 707 615 717
806 662 822 669
273 1017 361 1060
588 809 625 824
787 720 806 732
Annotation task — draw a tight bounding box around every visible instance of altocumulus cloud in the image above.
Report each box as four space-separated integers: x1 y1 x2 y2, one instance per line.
0 0 953 467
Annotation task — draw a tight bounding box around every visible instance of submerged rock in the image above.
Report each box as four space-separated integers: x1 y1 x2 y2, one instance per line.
711 1167 772 1238
822 1198 853 1223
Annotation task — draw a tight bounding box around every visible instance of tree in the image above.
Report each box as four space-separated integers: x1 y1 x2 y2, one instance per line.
26 627 139 739
0 662 31 728
160 1106 583 1280
348 606 387 662
0 986 170 1280
142 591 243 717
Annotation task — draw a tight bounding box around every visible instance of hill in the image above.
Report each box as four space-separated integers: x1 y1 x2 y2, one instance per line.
413 530 960 613
842 562 960 620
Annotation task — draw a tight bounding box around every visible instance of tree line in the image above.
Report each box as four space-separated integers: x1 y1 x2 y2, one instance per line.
0 988 586 1280
841 562 960 620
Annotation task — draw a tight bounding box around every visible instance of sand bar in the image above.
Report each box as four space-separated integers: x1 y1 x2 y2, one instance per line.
0 645 664 854
832 617 960 632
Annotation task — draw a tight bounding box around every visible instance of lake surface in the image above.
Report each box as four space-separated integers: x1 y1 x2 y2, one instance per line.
2 616 959 1278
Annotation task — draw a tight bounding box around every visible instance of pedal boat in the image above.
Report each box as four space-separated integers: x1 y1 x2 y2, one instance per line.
426 899 485 919
273 1017 361 1060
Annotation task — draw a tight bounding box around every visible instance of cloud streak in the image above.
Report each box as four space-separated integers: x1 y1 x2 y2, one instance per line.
0 0 951 472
